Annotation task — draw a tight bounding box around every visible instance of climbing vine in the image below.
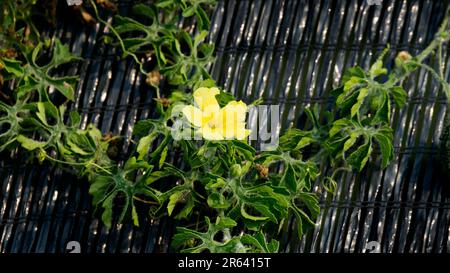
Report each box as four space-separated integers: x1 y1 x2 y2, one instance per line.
0 1 449 253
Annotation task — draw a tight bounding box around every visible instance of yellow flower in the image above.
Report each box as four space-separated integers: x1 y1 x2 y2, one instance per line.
182 87 250 140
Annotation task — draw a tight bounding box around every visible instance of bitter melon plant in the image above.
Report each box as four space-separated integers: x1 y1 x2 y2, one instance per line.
0 0 449 253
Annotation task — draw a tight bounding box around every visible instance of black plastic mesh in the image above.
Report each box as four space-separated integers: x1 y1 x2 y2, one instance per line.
0 0 449 253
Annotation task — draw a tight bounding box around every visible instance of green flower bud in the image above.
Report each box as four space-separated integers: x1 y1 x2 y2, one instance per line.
395 51 412 67
230 164 242 177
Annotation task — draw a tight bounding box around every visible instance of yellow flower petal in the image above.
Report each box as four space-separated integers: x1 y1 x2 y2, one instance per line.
182 105 203 127
193 87 220 113
214 102 249 139
221 100 247 123
234 126 251 140
220 122 249 140
184 88 249 141
200 126 224 140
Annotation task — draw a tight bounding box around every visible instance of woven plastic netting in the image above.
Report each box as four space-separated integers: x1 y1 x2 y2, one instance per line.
0 0 449 253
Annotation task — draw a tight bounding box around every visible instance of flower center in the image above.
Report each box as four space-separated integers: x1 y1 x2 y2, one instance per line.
208 119 218 130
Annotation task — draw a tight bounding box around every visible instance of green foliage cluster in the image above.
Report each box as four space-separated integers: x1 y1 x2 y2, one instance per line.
1 0 449 253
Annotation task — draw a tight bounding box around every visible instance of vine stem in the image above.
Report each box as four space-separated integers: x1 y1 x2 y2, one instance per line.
133 196 159 205
393 12 450 99
331 166 351 180
89 0 162 100
413 61 450 100
416 12 450 64
88 0 147 75
44 153 113 175
219 210 232 241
